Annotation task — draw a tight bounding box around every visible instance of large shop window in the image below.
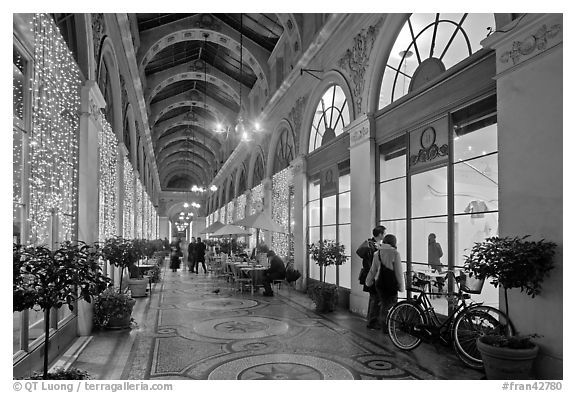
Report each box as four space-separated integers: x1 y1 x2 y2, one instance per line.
377 96 498 312
378 13 495 109
307 162 351 288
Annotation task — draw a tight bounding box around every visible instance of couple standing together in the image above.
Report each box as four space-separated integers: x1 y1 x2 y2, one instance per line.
356 225 405 332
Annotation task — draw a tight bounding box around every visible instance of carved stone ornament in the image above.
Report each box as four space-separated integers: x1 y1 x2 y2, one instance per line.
92 13 105 64
338 18 383 114
288 94 308 154
289 155 306 176
350 125 370 145
194 14 221 31
500 23 562 65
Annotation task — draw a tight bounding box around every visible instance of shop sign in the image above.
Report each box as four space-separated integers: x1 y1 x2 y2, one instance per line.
409 116 449 169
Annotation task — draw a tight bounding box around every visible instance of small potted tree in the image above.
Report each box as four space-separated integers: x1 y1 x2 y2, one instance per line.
464 235 556 379
127 239 148 297
98 237 137 326
13 241 110 379
307 240 348 313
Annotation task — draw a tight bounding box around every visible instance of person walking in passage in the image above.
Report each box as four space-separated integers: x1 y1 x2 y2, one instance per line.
356 225 386 330
262 250 286 297
427 233 444 273
194 237 207 274
365 234 405 333
187 237 196 273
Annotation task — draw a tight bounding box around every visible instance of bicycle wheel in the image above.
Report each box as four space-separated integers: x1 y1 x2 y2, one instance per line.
452 305 514 369
387 301 426 350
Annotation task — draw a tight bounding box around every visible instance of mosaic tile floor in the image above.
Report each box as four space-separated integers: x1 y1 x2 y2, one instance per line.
73 267 484 380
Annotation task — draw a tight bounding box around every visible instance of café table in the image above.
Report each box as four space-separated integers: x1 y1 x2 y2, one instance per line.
240 266 268 293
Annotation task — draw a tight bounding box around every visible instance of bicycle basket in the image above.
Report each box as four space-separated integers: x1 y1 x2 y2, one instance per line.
456 272 484 294
405 271 431 292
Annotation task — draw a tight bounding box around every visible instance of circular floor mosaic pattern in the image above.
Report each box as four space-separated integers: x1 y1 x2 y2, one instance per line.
186 298 258 311
193 316 289 340
208 354 354 380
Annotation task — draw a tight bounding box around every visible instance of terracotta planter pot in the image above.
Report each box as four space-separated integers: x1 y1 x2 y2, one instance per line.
477 337 539 379
128 278 148 297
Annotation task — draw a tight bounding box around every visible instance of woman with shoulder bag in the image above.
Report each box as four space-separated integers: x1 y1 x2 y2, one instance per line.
365 234 405 333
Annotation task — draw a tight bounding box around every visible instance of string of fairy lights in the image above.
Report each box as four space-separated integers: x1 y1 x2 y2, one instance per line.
98 116 118 241
123 156 135 238
249 184 264 249
28 13 82 245
236 194 247 222
135 176 143 238
226 200 234 224
272 167 291 256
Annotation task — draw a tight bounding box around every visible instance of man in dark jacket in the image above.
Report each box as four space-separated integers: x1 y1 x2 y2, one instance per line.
262 250 286 297
356 225 386 329
194 237 207 274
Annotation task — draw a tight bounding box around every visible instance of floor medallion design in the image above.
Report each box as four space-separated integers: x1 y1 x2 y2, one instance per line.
207 354 354 380
193 316 289 340
186 298 258 311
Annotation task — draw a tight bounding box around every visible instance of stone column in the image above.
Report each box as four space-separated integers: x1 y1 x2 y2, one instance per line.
262 177 273 246
482 14 563 379
290 154 307 290
77 80 105 336
347 114 377 316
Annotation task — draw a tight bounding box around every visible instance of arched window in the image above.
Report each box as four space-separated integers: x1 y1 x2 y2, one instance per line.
97 60 114 126
227 177 234 203
273 128 295 174
123 115 131 161
378 13 495 109
253 153 265 186
309 85 350 153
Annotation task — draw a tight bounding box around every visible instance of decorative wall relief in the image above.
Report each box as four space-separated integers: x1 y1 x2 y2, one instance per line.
91 13 105 64
350 125 370 146
288 94 308 154
409 124 449 168
500 23 562 65
194 14 221 31
338 18 383 114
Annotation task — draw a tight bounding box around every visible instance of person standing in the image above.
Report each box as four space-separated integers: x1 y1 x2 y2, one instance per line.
187 237 196 272
195 237 207 274
262 250 286 297
365 234 404 333
356 225 386 330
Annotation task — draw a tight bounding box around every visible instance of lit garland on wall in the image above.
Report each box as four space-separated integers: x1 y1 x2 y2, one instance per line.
123 156 134 238
226 200 234 224
28 13 82 245
272 168 291 257
220 206 226 225
236 194 246 221
97 116 118 241
249 183 264 249
13 50 25 214
135 177 143 238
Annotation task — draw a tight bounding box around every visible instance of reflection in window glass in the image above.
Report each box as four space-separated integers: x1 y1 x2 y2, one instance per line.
339 224 351 289
28 309 45 344
309 200 320 226
339 172 350 192
411 167 447 218
380 153 406 181
58 307 73 324
380 178 406 221
324 264 336 285
379 219 407 262
309 85 350 153
454 154 498 214
322 195 337 226
13 312 21 354
410 217 448 267
378 13 495 109
454 123 497 162
338 192 350 224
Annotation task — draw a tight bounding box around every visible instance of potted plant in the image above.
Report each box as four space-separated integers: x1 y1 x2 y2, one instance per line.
93 287 135 329
99 237 138 322
13 241 110 379
28 367 91 380
147 264 162 284
464 235 556 379
127 239 149 297
307 240 348 313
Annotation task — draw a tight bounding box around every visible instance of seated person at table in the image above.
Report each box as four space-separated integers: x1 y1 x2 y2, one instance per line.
262 250 286 297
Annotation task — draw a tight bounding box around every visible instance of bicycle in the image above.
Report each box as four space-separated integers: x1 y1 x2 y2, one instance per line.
387 269 514 369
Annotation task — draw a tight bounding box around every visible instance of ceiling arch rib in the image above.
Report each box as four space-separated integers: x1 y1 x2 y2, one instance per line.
165 174 202 190
149 90 235 126
159 161 209 185
157 150 214 172
153 114 223 146
137 14 270 90
146 60 248 108
156 133 220 160
156 144 217 169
